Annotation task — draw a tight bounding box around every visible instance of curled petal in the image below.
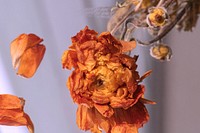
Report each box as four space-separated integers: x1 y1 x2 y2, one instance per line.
139 70 152 82
111 102 149 128
62 50 78 69
139 98 156 104
71 26 97 44
0 94 34 133
0 94 24 109
91 91 112 104
110 97 135 109
76 105 94 131
10 33 45 78
17 44 46 78
120 40 136 53
111 124 138 133
94 104 114 118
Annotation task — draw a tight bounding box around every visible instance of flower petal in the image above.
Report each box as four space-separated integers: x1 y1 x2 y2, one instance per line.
120 40 136 53
10 34 43 69
94 103 114 118
17 44 46 78
111 124 138 133
0 94 34 133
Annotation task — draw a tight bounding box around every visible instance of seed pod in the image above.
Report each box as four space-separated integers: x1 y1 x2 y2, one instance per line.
146 7 169 28
150 44 172 61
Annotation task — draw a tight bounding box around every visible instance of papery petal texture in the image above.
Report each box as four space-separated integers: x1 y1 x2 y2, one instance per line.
62 26 154 133
0 94 34 133
10 33 46 78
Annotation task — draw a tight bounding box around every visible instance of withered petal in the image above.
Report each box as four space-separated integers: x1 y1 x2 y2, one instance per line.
62 50 78 69
71 26 98 44
111 124 138 133
10 33 45 78
17 44 46 78
94 104 114 118
139 97 156 104
10 34 43 69
111 102 149 128
120 40 136 53
0 94 24 109
139 70 152 82
76 105 94 131
109 98 135 109
10 34 29 68
0 94 34 133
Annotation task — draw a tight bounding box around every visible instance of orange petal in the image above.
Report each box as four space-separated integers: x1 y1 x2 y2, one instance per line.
17 44 46 78
111 102 149 128
94 103 114 118
76 105 94 131
139 70 152 82
120 40 136 53
10 33 45 78
62 50 78 69
10 34 29 68
0 94 24 109
0 94 34 133
111 124 138 133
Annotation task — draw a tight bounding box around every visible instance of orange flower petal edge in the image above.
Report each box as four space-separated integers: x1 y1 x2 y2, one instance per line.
0 94 34 133
62 26 153 133
10 33 46 78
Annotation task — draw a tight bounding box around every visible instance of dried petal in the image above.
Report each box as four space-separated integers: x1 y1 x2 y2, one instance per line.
111 124 138 133
17 44 46 78
0 94 34 133
10 33 45 78
120 40 136 53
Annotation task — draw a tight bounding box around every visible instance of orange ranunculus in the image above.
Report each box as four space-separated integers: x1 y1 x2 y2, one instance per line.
0 94 34 133
10 33 46 78
62 26 154 133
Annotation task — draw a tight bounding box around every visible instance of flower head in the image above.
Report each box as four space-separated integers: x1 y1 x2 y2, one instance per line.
150 44 172 61
147 7 169 28
62 26 153 133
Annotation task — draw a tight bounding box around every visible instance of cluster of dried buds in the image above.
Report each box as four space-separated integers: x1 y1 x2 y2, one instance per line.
107 0 200 61
62 26 155 133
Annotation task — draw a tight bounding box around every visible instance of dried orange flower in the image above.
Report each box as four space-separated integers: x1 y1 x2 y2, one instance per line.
62 26 154 133
0 94 34 133
10 33 46 78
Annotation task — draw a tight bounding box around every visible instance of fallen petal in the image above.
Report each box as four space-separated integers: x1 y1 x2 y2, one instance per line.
17 44 46 78
10 33 45 78
0 94 34 133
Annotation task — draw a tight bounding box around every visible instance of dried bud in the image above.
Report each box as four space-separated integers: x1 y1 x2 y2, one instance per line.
147 7 168 28
150 44 172 61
